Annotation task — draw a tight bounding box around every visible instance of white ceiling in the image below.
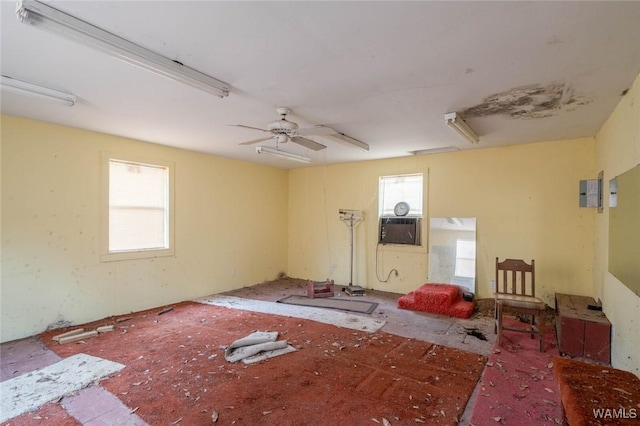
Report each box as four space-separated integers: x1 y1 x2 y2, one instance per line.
2 1 639 169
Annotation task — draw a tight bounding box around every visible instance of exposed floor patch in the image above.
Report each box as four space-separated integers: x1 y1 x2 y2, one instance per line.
0 353 125 423
62 385 149 425
0 337 62 382
195 294 387 332
462 82 591 119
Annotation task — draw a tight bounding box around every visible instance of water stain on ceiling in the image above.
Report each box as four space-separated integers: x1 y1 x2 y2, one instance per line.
462 82 592 120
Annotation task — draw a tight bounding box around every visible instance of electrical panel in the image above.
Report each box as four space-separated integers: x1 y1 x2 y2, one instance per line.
579 171 603 212
379 217 421 245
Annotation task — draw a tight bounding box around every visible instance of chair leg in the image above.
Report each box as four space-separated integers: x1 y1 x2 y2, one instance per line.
496 303 503 347
530 315 535 339
538 310 545 352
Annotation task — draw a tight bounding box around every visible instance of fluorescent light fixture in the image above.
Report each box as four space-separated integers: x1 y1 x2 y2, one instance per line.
255 146 311 164
16 0 230 98
297 125 370 152
411 146 459 155
1 75 77 106
326 132 370 152
444 112 479 144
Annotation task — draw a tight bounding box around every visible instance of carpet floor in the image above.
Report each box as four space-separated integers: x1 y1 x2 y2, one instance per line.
468 317 563 425
15 301 488 425
554 356 640 425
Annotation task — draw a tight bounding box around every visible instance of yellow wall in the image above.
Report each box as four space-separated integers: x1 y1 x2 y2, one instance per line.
3 74 637 375
594 72 640 375
1 115 289 342
288 138 596 306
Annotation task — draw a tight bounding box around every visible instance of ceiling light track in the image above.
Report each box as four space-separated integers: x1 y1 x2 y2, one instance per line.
255 146 311 164
16 0 230 98
1 75 77 106
444 112 479 144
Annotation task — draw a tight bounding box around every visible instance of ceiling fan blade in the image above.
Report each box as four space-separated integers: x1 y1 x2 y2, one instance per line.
230 124 270 132
290 136 327 151
239 136 274 145
296 125 337 136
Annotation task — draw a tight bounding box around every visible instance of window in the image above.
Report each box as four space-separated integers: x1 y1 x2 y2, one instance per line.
378 173 424 246
379 173 423 217
454 239 476 278
102 155 174 261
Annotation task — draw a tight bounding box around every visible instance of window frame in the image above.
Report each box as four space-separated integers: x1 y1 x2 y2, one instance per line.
101 153 175 262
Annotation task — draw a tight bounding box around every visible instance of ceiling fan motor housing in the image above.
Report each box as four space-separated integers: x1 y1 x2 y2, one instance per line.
267 119 298 133
267 107 299 134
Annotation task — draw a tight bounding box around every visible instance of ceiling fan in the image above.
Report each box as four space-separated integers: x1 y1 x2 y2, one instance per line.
232 107 370 152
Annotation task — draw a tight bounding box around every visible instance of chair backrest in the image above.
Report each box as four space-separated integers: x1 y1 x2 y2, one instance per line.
495 258 536 297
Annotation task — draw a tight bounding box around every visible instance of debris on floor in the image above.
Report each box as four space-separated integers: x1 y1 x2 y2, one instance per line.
224 331 296 364
54 324 114 344
464 327 488 341
468 317 563 424
52 328 85 342
158 306 174 315
0 353 124 423
58 330 98 344
30 299 486 425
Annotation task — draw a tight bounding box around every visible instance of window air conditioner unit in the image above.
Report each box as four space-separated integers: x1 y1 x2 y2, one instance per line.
379 217 421 245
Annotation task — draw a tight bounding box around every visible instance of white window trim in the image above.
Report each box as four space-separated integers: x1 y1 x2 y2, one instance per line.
101 152 175 262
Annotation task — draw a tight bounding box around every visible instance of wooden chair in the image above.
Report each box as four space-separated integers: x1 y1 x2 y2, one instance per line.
494 258 547 352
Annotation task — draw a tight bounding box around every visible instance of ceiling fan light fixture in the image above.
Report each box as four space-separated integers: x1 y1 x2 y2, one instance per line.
235 108 367 153
1 75 77 106
16 0 230 98
255 146 311 164
444 112 479 144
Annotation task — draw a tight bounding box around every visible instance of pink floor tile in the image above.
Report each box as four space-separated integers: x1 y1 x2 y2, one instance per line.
0 337 61 381
62 385 148 426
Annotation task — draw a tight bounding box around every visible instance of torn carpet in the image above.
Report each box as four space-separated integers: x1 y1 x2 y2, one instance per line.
0 353 124 423
224 331 296 364
37 301 485 425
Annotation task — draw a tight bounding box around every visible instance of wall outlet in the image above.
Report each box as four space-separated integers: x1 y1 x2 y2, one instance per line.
490 279 496 291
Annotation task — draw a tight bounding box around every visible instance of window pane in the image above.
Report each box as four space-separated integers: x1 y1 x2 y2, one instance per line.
379 174 423 216
455 240 476 278
109 160 169 252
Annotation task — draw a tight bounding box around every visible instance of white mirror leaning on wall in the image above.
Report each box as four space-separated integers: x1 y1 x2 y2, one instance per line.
428 218 477 294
